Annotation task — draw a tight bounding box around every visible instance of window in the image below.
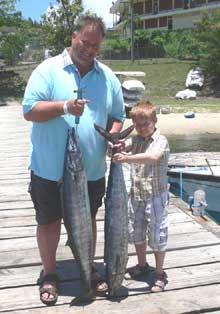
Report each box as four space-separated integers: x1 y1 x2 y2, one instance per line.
168 16 173 30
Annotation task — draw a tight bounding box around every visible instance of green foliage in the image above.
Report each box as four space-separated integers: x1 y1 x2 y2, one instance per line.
134 29 150 45
41 0 83 55
101 39 129 59
196 11 220 80
1 33 25 65
0 0 17 26
162 30 200 59
0 69 26 97
0 4 27 66
150 30 165 49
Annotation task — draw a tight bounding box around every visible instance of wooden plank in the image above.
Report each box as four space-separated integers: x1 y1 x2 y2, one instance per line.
1 277 220 312
0 200 33 210
0 208 34 218
1 248 220 290
0 216 36 227
2 104 220 314
0 220 204 243
0 195 31 202
0 225 67 239
0 231 220 269
1 227 219 253
0 208 192 228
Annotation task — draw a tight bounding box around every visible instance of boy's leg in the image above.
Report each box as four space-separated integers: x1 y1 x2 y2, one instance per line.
149 192 169 292
126 199 153 278
151 250 167 292
154 250 166 275
135 241 147 267
126 241 153 278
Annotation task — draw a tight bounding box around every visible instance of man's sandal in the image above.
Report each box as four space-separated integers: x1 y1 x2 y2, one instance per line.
125 263 153 279
39 273 59 306
150 272 167 293
91 267 108 293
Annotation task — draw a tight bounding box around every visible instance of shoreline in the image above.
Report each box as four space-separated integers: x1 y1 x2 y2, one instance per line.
157 113 220 135
2 102 220 136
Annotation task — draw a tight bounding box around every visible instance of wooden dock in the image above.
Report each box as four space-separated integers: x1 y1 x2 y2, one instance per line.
1 104 220 314
169 152 220 167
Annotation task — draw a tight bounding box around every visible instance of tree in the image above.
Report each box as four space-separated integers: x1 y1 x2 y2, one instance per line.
0 1 27 65
0 0 17 26
41 0 83 55
1 33 24 65
196 11 220 81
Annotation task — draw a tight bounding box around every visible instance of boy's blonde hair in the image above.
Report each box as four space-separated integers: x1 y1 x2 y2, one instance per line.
129 100 157 123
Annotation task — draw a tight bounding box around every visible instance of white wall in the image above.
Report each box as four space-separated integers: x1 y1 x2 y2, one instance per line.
173 12 202 29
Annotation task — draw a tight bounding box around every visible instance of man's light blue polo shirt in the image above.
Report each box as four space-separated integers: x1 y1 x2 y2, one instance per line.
22 49 125 181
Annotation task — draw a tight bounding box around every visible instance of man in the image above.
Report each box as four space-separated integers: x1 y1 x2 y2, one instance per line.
23 15 125 306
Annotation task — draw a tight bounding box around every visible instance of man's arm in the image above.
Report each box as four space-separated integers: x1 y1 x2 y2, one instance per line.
24 98 88 123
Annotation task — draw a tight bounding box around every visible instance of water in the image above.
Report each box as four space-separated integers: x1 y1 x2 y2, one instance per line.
169 176 220 224
167 133 220 153
167 133 220 224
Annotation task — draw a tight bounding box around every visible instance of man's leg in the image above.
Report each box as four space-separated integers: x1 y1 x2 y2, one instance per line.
88 177 105 261
88 178 107 291
29 172 63 304
92 218 97 258
37 219 61 302
37 219 61 275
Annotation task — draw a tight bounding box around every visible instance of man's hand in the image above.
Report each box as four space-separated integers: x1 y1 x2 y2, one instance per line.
66 98 89 116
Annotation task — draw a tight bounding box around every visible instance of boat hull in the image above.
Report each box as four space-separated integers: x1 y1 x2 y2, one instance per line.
168 168 220 223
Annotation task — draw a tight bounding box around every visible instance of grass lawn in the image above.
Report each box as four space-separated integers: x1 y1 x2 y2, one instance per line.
2 58 220 112
103 59 220 113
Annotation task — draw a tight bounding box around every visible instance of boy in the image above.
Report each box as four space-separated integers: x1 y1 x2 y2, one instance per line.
113 100 170 292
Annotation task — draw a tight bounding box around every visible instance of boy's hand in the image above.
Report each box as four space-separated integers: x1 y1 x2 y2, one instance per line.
112 152 128 163
107 140 125 157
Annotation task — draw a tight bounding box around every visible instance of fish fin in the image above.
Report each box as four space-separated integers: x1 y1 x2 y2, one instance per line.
118 124 135 140
94 123 134 144
69 291 94 306
94 124 113 142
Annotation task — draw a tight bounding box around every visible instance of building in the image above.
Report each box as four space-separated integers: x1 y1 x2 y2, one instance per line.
110 0 220 37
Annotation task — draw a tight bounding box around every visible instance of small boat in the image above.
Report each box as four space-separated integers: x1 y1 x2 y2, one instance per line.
168 164 220 223
114 71 146 118
184 111 195 118
185 67 204 89
161 106 171 114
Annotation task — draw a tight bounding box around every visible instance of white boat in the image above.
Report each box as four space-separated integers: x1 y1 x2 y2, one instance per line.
185 67 204 89
168 164 220 223
114 71 145 78
114 71 146 118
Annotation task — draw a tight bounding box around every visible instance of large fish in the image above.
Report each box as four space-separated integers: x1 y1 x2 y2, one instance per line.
94 123 134 296
62 127 94 305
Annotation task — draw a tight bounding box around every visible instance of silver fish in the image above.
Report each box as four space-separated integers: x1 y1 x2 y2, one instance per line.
62 127 94 305
94 124 134 296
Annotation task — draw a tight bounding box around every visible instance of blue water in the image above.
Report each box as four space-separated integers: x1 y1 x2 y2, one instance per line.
169 176 220 224
167 133 220 153
167 133 220 224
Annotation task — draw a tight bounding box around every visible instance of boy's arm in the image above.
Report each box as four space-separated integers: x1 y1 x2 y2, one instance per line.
113 150 163 164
